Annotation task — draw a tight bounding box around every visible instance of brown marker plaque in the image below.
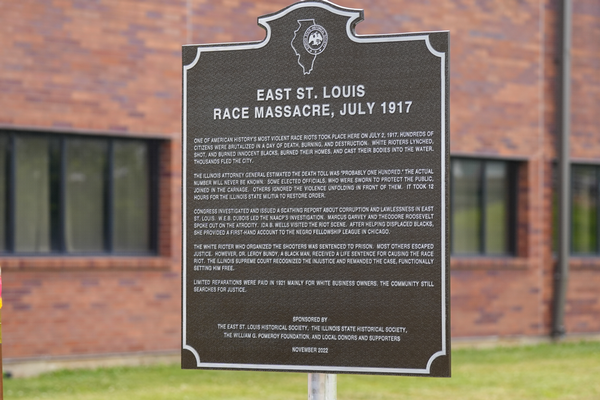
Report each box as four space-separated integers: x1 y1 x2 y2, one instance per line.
182 0 449 376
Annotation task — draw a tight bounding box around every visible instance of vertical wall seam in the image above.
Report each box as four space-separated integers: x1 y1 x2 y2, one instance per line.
554 0 572 339
538 0 545 337
186 0 192 44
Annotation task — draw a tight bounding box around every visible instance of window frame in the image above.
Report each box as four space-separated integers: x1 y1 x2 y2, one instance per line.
0 130 160 256
570 164 600 256
450 157 518 257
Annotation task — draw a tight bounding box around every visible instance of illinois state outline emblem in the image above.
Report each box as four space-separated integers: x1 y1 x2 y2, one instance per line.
291 19 328 75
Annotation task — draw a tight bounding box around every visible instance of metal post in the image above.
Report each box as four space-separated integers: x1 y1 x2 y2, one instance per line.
308 374 336 400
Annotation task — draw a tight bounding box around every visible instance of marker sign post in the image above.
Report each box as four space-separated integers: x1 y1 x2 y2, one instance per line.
182 0 450 377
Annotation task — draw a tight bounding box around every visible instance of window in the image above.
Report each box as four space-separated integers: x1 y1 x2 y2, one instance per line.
451 158 517 256
0 131 159 255
572 165 600 255
0 134 7 252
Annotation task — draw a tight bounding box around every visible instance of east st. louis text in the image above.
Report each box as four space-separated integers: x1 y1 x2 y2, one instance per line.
212 85 413 120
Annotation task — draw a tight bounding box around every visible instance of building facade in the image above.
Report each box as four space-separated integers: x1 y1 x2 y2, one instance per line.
0 0 598 361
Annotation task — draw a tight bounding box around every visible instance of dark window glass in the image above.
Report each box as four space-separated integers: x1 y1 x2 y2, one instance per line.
112 140 150 252
0 131 158 255
451 158 515 256
65 138 108 252
485 161 509 255
49 140 62 250
572 166 598 254
14 136 53 252
0 135 7 251
552 166 558 253
452 159 482 254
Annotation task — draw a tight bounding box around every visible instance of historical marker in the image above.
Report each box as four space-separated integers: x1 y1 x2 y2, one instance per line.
182 0 449 376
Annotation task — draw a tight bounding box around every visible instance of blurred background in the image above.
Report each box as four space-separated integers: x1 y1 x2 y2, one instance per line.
0 0 598 378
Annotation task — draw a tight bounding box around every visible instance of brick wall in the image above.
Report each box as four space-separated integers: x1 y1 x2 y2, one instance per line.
566 0 600 334
0 0 185 359
0 0 598 359
4 269 180 357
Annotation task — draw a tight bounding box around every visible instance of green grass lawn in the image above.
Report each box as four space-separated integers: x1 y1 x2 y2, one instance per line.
5 341 600 400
